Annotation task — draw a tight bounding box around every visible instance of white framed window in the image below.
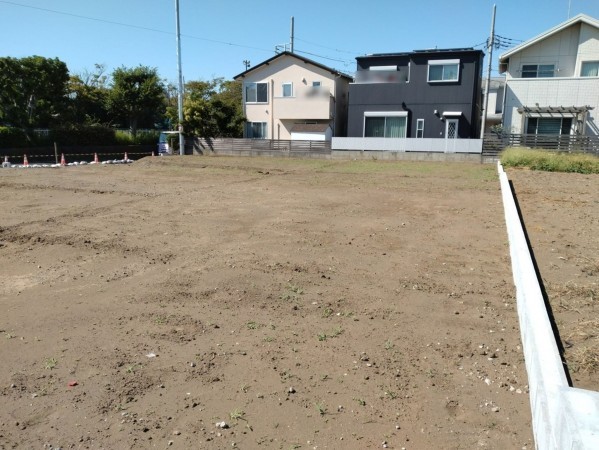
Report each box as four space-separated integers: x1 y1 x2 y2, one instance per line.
282 82 293 97
521 64 555 78
363 112 408 138
428 59 459 82
246 122 267 139
416 119 425 138
245 82 268 103
526 117 572 135
581 61 599 77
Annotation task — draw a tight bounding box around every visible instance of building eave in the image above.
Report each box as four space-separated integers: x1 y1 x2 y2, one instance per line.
233 51 353 81
499 13 599 63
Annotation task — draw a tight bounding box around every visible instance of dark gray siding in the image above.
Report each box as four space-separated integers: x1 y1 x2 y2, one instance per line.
347 50 483 138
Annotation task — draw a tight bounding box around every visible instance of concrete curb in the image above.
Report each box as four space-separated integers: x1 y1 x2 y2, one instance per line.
497 162 599 449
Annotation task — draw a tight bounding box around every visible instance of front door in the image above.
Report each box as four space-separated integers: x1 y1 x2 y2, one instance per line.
445 119 459 139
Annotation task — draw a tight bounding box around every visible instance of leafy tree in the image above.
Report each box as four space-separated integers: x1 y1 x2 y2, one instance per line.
213 79 244 137
107 65 165 136
176 78 244 138
67 74 110 125
0 56 70 128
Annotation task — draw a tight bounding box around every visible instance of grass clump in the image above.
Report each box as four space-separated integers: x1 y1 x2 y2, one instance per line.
500 147 599 174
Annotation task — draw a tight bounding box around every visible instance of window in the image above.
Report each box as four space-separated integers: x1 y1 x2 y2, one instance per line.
364 113 407 138
581 61 599 77
246 122 267 139
521 64 555 78
282 82 293 97
312 81 321 88
428 60 459 82
416 119 425 138
245 82 268 103
526 117 572 135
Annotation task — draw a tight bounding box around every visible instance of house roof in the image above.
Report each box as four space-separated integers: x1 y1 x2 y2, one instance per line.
233 51 353 81
357 48 482 60
499 13 599 62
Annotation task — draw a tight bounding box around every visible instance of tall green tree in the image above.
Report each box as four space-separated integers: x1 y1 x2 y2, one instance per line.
176 78 244 138
67 64 110 125
0 56 70 128
107 65 165 136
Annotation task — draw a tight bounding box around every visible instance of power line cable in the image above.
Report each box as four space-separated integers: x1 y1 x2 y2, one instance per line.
294 37 364 56
294 49 353 65
0 0 274 54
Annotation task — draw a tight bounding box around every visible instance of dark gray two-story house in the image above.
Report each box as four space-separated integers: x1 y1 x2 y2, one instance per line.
347 48 484 140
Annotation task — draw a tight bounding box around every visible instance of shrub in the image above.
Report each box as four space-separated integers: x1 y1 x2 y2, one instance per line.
0 127 28 148
114 129 160 145
51 125 117 146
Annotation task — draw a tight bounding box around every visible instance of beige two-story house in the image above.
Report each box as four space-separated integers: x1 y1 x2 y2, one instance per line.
499 14 599 136
234 52 352 140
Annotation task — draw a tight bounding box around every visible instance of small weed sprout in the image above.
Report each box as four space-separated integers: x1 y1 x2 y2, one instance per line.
384 390 398 399
315 402 327 416
44 357 58 370
330 326 344 338
384 340 394 350
354 397 366 406
230 408 245 421
322 307 334 318
154 315 168 324
125 364 139 374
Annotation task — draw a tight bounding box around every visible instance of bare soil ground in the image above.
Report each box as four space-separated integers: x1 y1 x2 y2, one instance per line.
507 169 598 391
0 156 543 449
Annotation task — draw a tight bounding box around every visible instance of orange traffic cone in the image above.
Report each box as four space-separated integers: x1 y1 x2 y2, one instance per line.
60 153 66 166
124 152 129 161
23 154 29 167
94 153 99 163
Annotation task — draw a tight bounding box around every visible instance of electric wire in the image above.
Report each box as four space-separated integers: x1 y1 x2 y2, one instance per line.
0 0 274 54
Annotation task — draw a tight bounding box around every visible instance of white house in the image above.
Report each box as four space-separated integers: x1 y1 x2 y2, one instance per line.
233 52 352 141
499 14 599 136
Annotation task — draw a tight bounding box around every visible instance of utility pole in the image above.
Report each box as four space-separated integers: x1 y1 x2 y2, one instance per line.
290 16 294 53
480 4 496 139
175 0 185 156
243 60 250 71
568 0 572 18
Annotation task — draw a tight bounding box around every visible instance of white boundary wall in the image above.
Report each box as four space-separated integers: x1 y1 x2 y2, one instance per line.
498 162 599 449
332 137 482 153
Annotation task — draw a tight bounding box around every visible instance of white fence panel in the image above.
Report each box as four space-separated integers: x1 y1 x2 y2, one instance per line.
332 137 482 153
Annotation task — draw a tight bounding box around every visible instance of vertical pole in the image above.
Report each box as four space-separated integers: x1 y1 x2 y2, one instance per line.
290 16 294 53
175 0 185 156
54 142 58 165
480 4 496 139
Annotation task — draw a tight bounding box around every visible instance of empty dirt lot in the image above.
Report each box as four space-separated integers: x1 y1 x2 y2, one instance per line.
0 156 592 449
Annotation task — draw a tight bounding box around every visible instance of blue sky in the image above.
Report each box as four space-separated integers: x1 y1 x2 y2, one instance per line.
1 0 598 84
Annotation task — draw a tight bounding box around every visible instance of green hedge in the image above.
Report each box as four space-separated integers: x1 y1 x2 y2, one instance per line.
0 127 37 147
51 125 116 146
0 126 162 148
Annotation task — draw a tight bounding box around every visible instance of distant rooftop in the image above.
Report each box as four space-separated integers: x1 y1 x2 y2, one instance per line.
360 48 481 58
